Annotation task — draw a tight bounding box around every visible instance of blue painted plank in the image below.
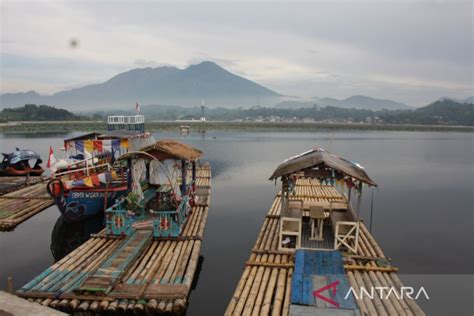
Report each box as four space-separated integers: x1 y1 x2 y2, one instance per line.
302 274 313 306
303 250 314 274
294 250 305 275
291 273 304 304
331 251 344 274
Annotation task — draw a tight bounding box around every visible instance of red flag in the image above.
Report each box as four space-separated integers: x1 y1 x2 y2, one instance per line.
47 146 56 168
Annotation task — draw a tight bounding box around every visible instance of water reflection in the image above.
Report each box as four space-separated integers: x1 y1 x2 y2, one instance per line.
50 215 104 261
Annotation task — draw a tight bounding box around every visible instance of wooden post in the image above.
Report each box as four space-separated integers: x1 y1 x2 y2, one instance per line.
192 161 196 193
7 276 13 294
181 160 187 196
357 186 363 214
281 177 289 216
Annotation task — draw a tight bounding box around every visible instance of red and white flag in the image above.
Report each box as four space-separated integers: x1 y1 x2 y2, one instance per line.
136 102 141 113
47 146 56 168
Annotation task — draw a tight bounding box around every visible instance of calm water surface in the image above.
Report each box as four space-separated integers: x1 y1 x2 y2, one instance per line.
0 130 472 315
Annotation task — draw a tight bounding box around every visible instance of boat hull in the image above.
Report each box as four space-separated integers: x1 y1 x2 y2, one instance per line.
54 187 128 223
0 166 44 177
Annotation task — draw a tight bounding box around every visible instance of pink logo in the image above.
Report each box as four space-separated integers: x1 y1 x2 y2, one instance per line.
313 280 340 308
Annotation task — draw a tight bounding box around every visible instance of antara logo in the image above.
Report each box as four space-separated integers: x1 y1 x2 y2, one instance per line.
345 286 430 300
313 280 340 308
313 279 430 306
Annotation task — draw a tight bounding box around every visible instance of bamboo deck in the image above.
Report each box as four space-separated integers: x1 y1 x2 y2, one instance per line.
16 164 212 314
0 178 53 231
226 178 425 316
0 176 44 194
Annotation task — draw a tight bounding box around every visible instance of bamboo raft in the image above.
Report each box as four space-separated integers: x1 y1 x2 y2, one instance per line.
0 176 44 195
0 178 53 231
226 178 425 316
16 164 211 314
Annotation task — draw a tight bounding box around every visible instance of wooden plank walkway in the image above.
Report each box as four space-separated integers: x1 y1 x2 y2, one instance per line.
16 164 212 314
225 178 425 316
0 179 53 231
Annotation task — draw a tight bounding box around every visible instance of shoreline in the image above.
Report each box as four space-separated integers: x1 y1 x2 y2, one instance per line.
1 120 473 133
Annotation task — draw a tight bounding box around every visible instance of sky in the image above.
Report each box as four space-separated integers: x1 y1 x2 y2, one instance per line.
0 0 472 106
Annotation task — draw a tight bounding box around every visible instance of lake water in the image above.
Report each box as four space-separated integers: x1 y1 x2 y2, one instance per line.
0 130 473 315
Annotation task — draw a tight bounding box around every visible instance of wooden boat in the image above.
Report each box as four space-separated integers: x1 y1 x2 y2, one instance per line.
46 114 155 222
0 148 44 176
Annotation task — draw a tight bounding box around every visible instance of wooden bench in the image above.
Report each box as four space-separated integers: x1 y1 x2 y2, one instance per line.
330 211 359 254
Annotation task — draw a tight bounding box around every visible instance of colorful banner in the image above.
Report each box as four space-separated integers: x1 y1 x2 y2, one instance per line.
75 141 84 153
121 139 129 149
93 140 103 152
84 140 93 153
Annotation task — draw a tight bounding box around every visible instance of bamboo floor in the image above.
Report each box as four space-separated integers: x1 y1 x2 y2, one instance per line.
0 176 44 194
0 177 53 231
16 164 212 314
225 178 425 316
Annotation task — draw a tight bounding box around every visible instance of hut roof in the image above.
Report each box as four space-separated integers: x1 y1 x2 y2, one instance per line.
119 139 202 161
269 148 377 186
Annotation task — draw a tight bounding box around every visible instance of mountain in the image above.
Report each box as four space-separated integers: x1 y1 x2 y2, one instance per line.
1 91 42 108
0 61 281 110
312 95 412 110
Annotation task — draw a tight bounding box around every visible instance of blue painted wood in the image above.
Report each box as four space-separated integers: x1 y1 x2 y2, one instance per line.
291 273 304 304
292 250 356 310
294 250 305 275
302 274 314 305
19 267 54 291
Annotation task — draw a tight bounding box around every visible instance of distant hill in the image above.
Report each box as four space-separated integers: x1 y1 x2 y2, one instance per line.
381 99 473 125
274 100 317 109
0 61 281 110
312 95 412 110
0 104 83 121
438 96 474 104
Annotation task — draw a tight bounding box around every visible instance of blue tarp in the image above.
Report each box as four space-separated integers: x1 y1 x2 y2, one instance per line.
3 148 42 164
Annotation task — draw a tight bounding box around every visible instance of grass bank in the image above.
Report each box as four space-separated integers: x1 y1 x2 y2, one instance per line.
1 120 473 134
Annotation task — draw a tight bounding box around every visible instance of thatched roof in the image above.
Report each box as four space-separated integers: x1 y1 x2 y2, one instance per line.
118 139 202 161
269 148 377 186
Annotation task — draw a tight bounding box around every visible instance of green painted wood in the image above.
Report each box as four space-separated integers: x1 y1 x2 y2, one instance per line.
75 230 152 294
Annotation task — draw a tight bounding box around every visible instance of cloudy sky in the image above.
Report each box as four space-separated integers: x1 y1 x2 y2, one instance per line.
1 0 472 106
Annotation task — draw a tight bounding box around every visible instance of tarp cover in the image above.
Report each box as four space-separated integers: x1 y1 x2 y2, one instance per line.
3 149 42 164
119 139 202 161
269 148 376 186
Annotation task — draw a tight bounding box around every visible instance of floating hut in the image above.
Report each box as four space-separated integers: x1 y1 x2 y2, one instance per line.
226 148 425 316
17 140 212 314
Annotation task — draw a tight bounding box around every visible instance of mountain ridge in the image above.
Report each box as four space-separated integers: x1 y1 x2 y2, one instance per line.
1 61 281 110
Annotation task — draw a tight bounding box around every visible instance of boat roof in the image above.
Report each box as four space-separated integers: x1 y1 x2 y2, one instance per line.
118 139 202 161
2 149 42 164
269 148 377 186
64 131 149 143
64 132 102 142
